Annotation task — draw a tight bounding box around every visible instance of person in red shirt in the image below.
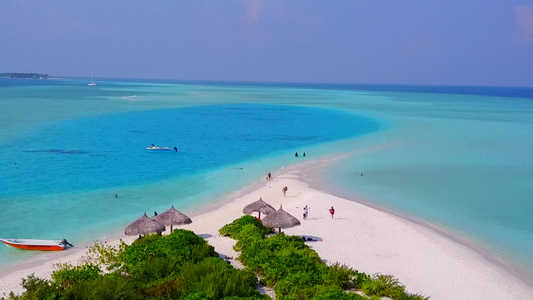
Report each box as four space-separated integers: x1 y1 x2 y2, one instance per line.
329 206 335 219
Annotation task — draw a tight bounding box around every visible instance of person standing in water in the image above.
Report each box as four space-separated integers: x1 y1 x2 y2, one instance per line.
295 152 299 157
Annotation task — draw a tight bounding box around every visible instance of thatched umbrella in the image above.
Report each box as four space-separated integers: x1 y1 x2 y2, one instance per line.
261 205 301 233
242 197 276 219
153 205 192 232
125 212 166 236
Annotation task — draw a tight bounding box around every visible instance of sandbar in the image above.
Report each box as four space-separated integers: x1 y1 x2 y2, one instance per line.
0 160 532 300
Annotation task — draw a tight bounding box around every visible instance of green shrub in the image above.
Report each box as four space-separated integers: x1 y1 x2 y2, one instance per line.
312 287 367 300
274 271 323 299
118 229 217 281
13 274 58 300
261 249 322 286
351 270 371 289
234 224 265 251
239 233 323 286
219 215 271 238
61 273 141 300
140 276 184 299
323 263 371 290
322 263 354 289
178 257 263 299
51 263 101 289
83 240 126 271
360 279 385 297
182 291 209 300
240 234 304 270
360 274 423 299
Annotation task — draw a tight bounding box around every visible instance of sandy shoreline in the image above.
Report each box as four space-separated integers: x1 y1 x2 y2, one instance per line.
1 160 532 299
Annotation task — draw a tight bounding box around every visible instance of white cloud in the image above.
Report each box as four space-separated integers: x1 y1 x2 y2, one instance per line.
516 5 533 44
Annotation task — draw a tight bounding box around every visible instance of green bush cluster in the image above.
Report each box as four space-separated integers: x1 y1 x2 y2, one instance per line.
5 229 268 300
220 216 428 300
219 215 272 239
360 274 427 300
52 263 102 289
4 217 428 300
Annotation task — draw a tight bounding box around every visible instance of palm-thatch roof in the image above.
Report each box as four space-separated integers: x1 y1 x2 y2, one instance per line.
153 205 192 231
261 205 301 233
242 197 276 219
125 212 166 236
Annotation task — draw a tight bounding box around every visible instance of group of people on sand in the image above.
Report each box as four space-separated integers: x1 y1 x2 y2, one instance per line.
302 205 335 220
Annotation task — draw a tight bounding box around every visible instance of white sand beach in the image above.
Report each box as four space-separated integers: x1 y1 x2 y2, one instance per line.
1 162 532 299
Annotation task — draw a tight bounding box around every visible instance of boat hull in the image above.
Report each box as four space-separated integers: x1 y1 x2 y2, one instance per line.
146 147 174 152
1 239 65 251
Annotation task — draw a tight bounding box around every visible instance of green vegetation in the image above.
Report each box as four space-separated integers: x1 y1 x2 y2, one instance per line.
0 73 48 79
219 216 428 300
3 217 428 299
219 215 273 239
3 230 267 300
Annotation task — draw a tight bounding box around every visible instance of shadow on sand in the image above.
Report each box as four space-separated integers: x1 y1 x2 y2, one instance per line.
300 235 323 242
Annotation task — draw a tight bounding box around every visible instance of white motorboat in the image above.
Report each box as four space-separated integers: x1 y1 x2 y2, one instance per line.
146 145 177 152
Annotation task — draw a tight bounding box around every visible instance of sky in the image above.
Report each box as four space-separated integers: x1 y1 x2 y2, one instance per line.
1 0 532 87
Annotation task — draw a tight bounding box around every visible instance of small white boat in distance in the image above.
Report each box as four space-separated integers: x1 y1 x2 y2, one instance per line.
146 145 178 152
1 238 73 251
88 74 98 86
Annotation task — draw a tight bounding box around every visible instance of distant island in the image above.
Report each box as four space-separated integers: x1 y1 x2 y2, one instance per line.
0 72 48 79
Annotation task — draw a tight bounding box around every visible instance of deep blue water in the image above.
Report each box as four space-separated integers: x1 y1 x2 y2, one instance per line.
0 104 378 197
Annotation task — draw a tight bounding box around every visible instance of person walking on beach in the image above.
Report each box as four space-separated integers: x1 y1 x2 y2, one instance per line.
303 205 309 220
282 186 288 197
329 206 335 219
267 172 272 180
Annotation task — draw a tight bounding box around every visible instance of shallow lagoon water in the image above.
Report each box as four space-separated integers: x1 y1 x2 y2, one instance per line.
0 78 532 283
313 91 533 281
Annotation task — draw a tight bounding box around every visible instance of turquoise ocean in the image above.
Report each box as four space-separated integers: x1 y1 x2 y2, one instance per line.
0 78 532 284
